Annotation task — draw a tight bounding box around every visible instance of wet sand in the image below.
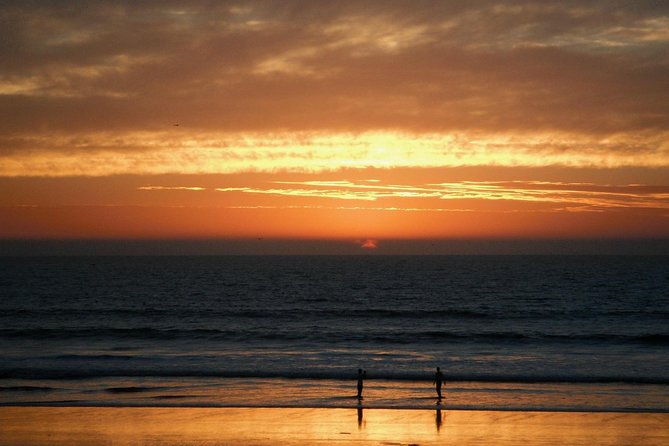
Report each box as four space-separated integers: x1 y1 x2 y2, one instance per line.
1 406 667 445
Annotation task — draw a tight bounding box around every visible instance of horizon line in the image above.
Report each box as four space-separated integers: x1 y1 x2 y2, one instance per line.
2 238 668 256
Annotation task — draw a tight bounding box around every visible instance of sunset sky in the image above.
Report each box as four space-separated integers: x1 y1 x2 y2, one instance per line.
1 1 668 254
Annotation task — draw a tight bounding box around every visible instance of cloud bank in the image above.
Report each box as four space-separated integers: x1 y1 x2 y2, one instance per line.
1 1 668 175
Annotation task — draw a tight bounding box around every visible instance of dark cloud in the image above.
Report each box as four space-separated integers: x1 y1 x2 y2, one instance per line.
0 1 667 154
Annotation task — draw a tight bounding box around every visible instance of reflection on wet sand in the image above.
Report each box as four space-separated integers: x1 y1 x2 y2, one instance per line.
0 407 667 446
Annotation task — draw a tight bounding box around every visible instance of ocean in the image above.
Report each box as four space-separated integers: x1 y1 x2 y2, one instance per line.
1 255 668 412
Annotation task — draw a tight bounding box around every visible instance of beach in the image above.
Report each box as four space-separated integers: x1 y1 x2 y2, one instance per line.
4 0 669 442
1 407 668 446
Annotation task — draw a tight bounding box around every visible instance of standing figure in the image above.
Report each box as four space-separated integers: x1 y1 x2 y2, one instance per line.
357 368 366 399
434 367 444 399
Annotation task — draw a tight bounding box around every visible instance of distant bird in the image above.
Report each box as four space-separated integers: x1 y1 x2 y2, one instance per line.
173 123 180 126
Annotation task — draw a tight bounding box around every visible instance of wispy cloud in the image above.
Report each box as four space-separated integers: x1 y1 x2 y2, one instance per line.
212 179 669 213
434 181 669 211
2 130 668 177
138 186 205 191
215 186 430 201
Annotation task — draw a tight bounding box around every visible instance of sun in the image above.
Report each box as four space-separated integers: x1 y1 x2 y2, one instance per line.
360 239 379 250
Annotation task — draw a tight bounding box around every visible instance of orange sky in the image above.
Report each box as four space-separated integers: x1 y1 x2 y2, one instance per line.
1 1 668 253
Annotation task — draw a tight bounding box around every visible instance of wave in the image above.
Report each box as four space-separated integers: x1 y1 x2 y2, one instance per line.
2 367 668 385
51 354 139 360
0 307 494 320
1 327 667 345
5 306 669 320
0 328 228 340
0 386 54 392
105 386 168 394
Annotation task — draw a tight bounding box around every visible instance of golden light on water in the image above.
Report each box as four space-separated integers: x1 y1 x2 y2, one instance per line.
1 407 667 446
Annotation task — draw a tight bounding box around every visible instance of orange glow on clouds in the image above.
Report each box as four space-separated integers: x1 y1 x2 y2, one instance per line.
2 173 668 241
1 131 668 177
205 180 669 213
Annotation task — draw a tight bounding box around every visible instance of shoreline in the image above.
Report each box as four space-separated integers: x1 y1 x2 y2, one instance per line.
1 402 668 414
1 406 668 446
3 377 667 412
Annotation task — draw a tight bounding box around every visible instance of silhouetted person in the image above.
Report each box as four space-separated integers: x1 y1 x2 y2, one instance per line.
357 368 366 399
434 367 444 399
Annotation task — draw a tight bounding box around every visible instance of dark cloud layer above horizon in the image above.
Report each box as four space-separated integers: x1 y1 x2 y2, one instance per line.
2 237 669 256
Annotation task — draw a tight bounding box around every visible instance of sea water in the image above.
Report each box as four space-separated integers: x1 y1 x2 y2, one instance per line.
1 255 668 411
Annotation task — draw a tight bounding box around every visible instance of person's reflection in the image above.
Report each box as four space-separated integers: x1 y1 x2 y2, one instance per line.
357 401 364 429
434 366 444 399
357 368 366 399
435 401 443 432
